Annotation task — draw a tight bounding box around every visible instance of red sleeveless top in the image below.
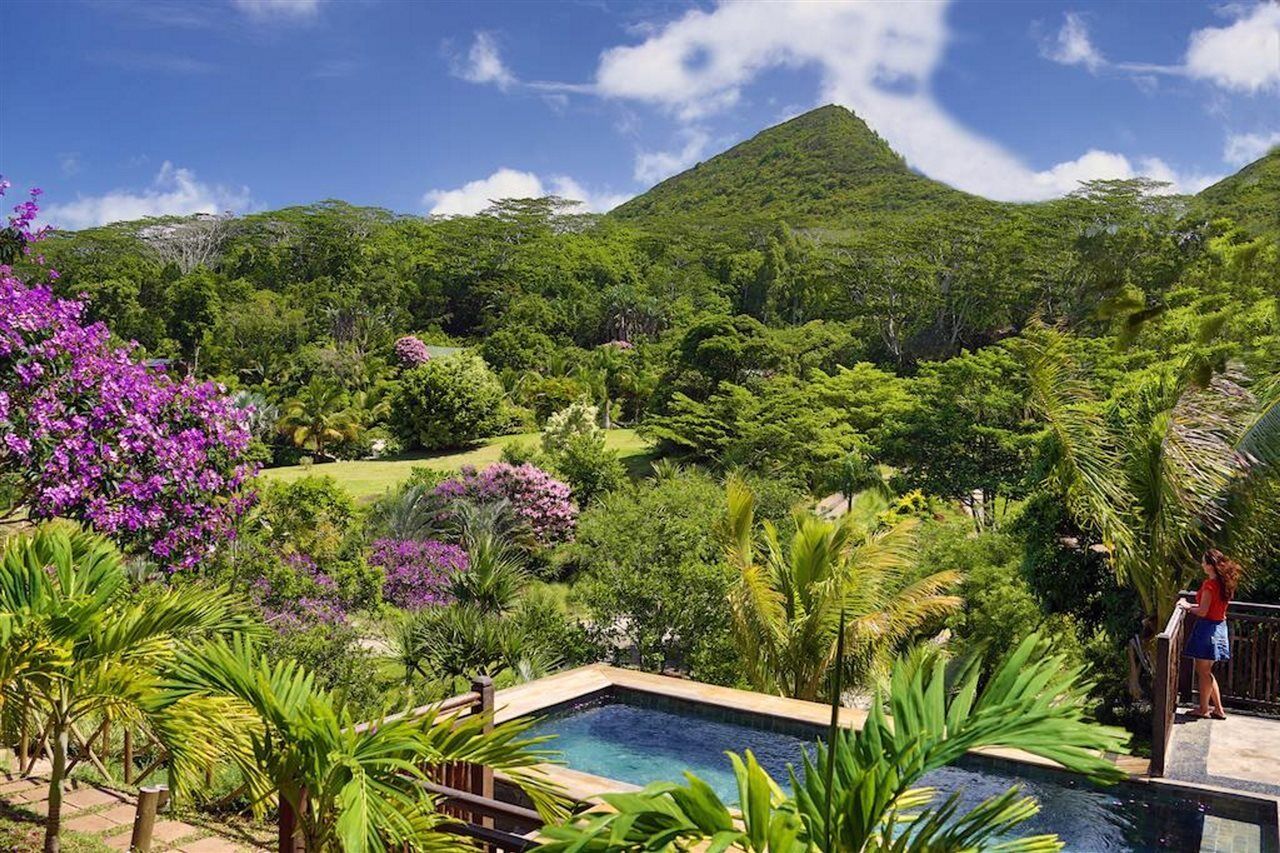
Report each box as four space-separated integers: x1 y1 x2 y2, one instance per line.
1197 577 1230 621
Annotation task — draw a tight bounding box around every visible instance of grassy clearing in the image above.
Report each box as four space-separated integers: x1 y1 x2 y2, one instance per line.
258 428 655 501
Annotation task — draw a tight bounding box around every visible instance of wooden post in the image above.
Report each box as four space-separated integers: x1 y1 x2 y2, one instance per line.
1151 632 1172 776
130 785 164 852
101 719 111 781
122 729 133 785
17 705 28 773
468 676 495 829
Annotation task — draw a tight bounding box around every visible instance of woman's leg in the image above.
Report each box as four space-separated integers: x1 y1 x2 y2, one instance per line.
1208 666 1225 716
1195 659 1213 714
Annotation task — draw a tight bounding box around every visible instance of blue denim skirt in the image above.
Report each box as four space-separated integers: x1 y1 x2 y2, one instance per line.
1184 619 1230 662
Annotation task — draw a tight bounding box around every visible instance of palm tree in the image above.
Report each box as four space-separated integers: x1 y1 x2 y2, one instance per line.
535 635 1131 852
724 477 961 701
0 525 254 853
1018 326 1279 631
164 637 567 852
278 377 360 460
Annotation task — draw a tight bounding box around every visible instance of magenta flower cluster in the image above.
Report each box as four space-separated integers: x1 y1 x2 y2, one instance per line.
394 335 431 367
369 537 467 610
251 553 347 631
0 184 256 569
434 463 577 545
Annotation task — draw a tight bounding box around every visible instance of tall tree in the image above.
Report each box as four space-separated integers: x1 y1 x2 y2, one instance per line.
1019 326 1278 631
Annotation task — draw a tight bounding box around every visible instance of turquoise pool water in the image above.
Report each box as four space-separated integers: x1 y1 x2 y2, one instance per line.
524 691 1277 852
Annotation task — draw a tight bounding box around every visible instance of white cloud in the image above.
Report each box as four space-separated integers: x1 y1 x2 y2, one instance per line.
230 0 320 20
450 32 516 90
44 162 252 230
1024 150 1220 196
583 1 1207 200
1223 129 1280 165
1184 3 1280 93
423 168 629 216
634 128 710 184
1040 12 1105 72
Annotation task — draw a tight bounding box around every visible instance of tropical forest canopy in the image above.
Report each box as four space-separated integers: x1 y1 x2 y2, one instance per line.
6 104 1279 738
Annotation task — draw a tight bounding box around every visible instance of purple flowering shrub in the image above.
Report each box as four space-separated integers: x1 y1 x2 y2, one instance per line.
434 463 577 545
0 181 256 568
250 552 348 631
394 335 431 368
369 538 468 610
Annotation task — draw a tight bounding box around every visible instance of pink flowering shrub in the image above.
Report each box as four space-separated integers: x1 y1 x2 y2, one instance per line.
434 463 577 545
0 181 256 569
250 553 347 631
394 335 431 367
369 538 468 610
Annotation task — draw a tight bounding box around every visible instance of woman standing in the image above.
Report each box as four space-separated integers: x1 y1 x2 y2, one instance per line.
1178 549 1240 719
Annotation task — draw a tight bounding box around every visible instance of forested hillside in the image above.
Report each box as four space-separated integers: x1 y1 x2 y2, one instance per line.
6 106 1278 741
1195 147 1280 236
611 104 994 226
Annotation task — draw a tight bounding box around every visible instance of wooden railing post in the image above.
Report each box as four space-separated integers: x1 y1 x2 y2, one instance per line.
130 785 164 852
17 703 28 772
469 676 495 828
1151 604 1185 777
122 729 133 785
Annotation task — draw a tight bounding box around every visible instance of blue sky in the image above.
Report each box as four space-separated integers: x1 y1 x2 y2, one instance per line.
2 0 1277 228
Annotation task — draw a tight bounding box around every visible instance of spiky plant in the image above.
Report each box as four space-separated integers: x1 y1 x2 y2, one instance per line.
277 376 360 460
162 636 568 852
723 476 961 701
0 525 256 853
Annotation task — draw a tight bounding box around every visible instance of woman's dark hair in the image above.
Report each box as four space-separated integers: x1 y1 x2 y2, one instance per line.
1203 548 1241 598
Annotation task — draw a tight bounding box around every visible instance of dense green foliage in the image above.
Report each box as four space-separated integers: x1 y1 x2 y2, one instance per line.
15 105 1280 764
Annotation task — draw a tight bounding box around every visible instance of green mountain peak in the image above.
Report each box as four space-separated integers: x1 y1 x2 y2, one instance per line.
611 104 987 225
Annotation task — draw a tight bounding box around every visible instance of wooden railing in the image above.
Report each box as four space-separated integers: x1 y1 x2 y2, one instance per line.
1151 602 1187 777
280 675 541 852
1202 600 1280 714
1151 594 1280 777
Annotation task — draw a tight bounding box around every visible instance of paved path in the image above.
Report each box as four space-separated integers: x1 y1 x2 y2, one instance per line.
1163 707 1280 799
1 772 266 852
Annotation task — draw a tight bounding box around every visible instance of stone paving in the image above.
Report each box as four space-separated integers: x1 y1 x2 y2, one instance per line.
0 772 266 852
1164 707 1280 799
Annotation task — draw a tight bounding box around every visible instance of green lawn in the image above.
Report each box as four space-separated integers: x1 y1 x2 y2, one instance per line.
258 429 655 500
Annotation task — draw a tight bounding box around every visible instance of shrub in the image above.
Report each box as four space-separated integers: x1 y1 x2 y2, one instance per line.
542 399 600 455
370 538 468 610
390 353 504 450
250 552 349 630
550 432 626 504
0 185 256 568
393 334 431 367
434 463 576 545
256 476 361 567
500 440 548 467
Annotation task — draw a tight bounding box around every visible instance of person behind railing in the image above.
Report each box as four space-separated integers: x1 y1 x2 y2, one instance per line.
1178 549 1241 719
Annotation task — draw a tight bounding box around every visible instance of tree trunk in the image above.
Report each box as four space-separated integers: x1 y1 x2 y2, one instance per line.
601 391 612 430
43 725 68 853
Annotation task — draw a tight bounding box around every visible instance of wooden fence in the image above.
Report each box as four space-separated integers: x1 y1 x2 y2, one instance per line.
279 675 542 852
1151 595 1280 777
1150 602 1187 777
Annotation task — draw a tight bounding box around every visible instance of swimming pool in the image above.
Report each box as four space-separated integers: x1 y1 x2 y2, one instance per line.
523 689 1279 852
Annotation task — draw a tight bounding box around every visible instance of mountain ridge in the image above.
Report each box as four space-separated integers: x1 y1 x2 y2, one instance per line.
610 104 1278 236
